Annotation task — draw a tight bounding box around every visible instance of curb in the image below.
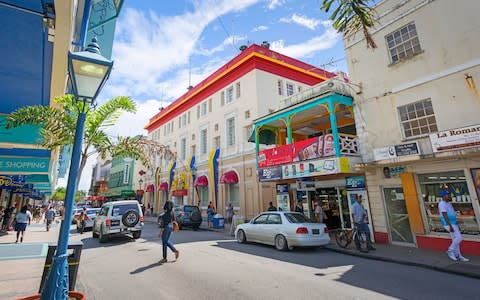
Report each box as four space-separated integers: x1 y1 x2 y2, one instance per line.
324 245 480 280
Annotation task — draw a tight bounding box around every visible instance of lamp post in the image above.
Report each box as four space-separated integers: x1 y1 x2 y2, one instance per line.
41 37 113 300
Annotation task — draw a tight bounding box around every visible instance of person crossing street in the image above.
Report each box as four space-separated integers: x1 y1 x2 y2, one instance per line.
45 206 56 232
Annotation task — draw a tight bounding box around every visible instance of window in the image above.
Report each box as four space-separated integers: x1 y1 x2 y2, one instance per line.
220 91 225 106
214 136 221 149
298 86 302 93
419 171 479 235
182 114 187 127
200 129 208 155
245 125 253 141
398 99 437 138
244 110 250 119
188 111 191 123
123 164 130 184
236 82 241 98
192 134 195 140
226 86 234 104
164 125 166 135
171 121 174 133
197 106 200 119
180 138 186 160
200 186 209 207
214 123 219 131
226 117 235 146
285 213 309 223
208 98 212 112
253 214 268 224
386 23 421 64
266 214 282 225
200 102 207 117
286 82 295 96
229 183 240 207
191 144 196 157
277 80 283 96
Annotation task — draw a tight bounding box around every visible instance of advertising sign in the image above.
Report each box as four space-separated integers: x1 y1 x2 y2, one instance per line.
293 136 324 162
430 124 480 152
258 144 293 168
345 176 366 190
0 175 25 189
394 142 420 156
374 142 420 161
276 194 290 211
282 157 349 179
258 167 283 181
276 184 289 194
0 157 50 173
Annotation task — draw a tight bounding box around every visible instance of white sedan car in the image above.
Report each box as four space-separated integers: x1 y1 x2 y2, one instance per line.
235 212 330 251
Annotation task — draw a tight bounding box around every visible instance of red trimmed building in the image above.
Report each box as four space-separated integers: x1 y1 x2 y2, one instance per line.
144 44 336 218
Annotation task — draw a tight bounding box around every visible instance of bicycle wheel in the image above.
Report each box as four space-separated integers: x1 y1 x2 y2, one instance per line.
335 230 351 248
355 231 368 251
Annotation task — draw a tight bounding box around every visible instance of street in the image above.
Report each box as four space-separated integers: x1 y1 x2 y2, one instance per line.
66 222 480 300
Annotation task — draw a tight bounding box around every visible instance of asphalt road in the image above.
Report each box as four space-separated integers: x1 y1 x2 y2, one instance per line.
71 222 480 300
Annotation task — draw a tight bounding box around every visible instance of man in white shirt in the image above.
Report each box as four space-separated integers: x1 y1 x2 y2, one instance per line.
351 195 375 253
438 190 469 262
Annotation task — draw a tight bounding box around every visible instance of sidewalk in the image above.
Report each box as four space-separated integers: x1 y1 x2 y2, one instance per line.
325 240 480 279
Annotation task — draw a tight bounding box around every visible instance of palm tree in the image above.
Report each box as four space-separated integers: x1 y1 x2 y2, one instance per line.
51 187 85 202
6 95 174 189
321 0 377 48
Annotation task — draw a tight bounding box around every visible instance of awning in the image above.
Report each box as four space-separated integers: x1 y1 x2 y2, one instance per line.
86 196 106 201
172 189 188 197
194 175 209 187
145 184 155 192
220 170 239 184
159 182 169 191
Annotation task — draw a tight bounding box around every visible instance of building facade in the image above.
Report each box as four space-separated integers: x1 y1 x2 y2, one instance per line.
345 0 480 254
144 44 335 218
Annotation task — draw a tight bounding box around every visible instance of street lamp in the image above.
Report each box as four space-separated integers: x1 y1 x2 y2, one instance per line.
41 37 113 300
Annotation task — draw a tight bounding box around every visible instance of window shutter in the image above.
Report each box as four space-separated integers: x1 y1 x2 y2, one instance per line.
221 91 225 106
197 106 200 119
236 82 241 98
209 98 212 112
188 111 191 123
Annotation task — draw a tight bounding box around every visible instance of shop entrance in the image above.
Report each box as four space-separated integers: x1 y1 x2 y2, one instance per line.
383 187 414 245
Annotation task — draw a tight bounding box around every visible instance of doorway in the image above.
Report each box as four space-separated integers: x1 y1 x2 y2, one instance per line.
383 187 415 244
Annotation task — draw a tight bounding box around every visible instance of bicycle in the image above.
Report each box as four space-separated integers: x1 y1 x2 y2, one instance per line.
334 225 369 251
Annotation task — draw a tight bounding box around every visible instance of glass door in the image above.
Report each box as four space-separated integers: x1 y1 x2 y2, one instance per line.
383 187 414 244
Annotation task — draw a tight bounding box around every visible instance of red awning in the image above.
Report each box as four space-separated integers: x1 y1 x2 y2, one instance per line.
145 184 155 192
220 170 239 184
194 175 209 187
159 182 169 191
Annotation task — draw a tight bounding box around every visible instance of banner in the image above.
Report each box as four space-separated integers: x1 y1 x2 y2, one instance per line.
258 166 283 181
282 157 350 179
0 175 26 190
430 124 480 152
168 162 176 194
209 149 220 209
258 144 293 168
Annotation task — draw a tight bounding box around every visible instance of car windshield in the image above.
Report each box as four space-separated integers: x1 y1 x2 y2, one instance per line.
285 213 309 223
183 206 199 213
111 204 139 217
87 209 100 215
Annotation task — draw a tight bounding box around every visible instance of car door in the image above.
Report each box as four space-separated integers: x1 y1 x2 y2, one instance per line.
249 214 268 242
263 214 282 245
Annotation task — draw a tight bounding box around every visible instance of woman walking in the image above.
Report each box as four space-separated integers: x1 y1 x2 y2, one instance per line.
207 202 215 229
15 205 32 243
158 201 179 264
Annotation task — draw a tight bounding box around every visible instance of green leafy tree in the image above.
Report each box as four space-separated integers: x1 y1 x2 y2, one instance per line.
51 187 85 202
6 95 174 190
321 0 377 48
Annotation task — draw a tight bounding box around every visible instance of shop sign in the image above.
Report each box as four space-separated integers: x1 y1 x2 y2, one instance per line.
296 180 316 191
0 157 50 173
430 124 480 152
345 176 365 189
282 157 349 179
258 144 292 168
374 142 420 160
276 184 289 194
172 189 188 197
0 175 25 189
258 166 283 181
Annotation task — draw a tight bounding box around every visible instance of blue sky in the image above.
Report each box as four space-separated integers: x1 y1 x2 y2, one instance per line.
76 0 348 190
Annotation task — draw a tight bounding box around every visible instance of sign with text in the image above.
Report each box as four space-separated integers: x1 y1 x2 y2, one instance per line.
258 144 293 168
430 124 480 152
282 157 350 179
0 157 49 173
374 142 420 160
0 175 25 189
345 176 366 190
258 167 283 181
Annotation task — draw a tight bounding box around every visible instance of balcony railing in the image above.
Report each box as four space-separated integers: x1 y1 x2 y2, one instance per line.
258 134 359 168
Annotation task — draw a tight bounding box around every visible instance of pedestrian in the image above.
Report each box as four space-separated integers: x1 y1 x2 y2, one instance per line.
14 205 31 243
267 201 277 211
158 201 179 264
314 201 327 223
2 206 12 231
294 200 304 214
226 203 234 224
207 201 215 229
45 206 56 232
438 190 469 262
78 207 89 234
351 195 375 253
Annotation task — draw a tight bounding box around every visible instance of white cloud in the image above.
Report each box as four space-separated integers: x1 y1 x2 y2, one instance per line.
195 35 247 56
109 0 260 99
280 14 320 30
252 25 269 32
270 22 340 58
267 0 285 10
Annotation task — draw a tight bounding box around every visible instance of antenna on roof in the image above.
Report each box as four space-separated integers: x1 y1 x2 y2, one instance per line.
188 56 192 90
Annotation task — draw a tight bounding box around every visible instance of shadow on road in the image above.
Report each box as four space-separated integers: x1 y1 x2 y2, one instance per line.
212 240 480 299
130 261 162 274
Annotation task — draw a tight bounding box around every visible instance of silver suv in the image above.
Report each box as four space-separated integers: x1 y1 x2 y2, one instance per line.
92 200 144 243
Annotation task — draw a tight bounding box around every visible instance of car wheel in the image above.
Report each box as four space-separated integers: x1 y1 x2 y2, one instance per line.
122 210 140 227
275 234 288 251
99 225 107 243
237 229 246 243
132 231 141 239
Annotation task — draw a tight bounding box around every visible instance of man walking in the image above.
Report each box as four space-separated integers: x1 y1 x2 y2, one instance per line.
45 206 56 231
438 190 469 262
351 195 375 253
78 207 89 234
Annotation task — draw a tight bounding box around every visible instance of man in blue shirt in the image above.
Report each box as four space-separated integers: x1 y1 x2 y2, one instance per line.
351 195 375 253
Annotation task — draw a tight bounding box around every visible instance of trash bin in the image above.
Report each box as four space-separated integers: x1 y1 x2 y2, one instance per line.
212 214 225 229
39 241 83 293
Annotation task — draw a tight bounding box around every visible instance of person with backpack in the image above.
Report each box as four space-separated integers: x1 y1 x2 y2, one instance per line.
158 201 179 264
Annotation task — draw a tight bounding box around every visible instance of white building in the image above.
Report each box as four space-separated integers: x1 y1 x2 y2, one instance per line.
345 0 480 254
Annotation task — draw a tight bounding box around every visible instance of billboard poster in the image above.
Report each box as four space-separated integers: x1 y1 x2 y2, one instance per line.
276 184 289 194
430 124 480 152
282 157 343 179
258 167 283 181
258 144 293 168
293 136 324 162
276 194 290 211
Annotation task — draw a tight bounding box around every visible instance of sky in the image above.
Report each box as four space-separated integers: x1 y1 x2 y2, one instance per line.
68 0 349 191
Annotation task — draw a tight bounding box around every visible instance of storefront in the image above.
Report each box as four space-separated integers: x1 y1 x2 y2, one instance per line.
194 175 209 208
220 170 240 209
